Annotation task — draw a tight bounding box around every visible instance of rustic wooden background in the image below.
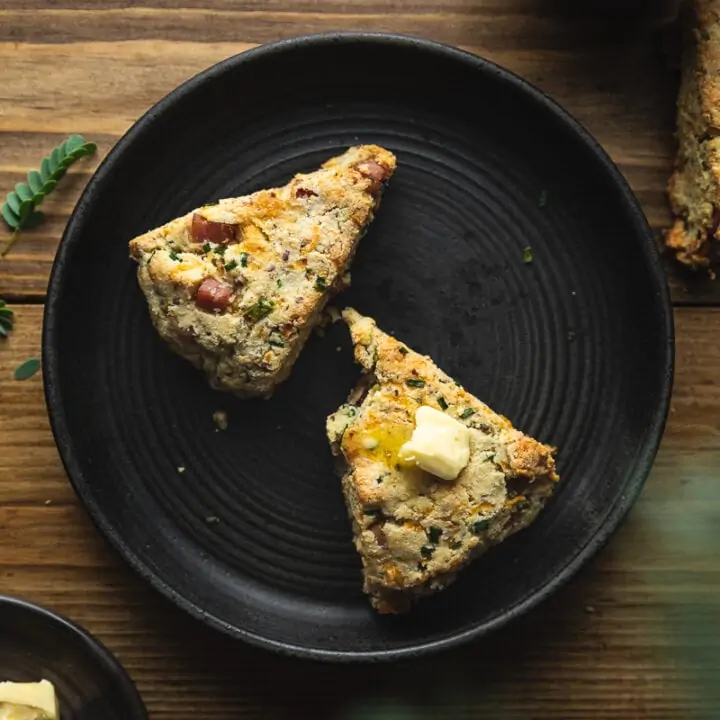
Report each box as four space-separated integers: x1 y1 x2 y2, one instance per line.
1 1 719 718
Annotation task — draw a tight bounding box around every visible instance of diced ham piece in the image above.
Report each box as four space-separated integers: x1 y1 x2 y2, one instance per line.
356 160 392 195
196 278 233 312
190 213 238 244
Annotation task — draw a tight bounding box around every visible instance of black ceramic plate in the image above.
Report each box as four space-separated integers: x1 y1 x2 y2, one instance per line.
44 33 673 661
0 597 147 718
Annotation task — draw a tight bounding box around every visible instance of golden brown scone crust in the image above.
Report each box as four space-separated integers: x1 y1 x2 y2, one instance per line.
668 0 720 267
326 309 559 614
128 146 396 397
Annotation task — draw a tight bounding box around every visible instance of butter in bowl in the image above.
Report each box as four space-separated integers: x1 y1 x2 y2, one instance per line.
0 680 58 720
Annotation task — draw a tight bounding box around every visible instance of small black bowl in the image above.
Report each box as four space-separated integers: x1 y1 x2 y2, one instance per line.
0 596 147 719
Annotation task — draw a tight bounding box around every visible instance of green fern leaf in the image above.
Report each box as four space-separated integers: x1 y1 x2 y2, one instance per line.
14 183 32 203
65 134 84 153
0 298 14 338
1 134 97 256
18 200 33 220
14 357 41 380
6 193 21 216
1 204 19 229
50 147 61 171
27 170 43 194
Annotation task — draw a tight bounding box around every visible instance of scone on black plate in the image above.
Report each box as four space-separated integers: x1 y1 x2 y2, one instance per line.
327 309 560 614
129 145 397 398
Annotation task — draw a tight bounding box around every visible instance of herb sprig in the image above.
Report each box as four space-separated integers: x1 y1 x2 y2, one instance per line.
0 299 14 337
1 134 97 256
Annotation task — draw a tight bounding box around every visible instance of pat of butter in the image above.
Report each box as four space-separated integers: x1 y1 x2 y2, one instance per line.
398 405 471 481
0 681 58 720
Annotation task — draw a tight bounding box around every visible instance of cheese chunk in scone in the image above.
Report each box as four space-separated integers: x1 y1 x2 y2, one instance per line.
326 309 560 614
129 145 396 398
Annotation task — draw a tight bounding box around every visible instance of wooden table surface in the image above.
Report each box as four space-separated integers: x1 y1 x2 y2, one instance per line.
1 2 719 718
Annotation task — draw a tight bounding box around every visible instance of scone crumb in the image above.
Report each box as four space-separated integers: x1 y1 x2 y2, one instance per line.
213 410 228 431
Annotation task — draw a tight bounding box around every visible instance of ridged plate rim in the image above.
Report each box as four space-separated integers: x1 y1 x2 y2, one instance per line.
42 31 674 662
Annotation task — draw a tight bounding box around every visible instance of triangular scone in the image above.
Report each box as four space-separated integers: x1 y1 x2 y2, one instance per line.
327 309 559 614
129 145 396 397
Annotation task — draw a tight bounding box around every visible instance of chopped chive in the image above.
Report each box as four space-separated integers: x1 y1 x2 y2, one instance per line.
224 260 238 271
406 378 425 388
420 545 435 559
215 245 227 256
277 278 283 287
240 251 248 267
268 337 285 348
169 250 180 262
427 526 442 544
523 246 533 264
472 519 490 533
460 408 475 419
315 275 327 292
202 243 212 253
244 297 275 321
398 347 408 356
437 396 448 410
450 541 462 550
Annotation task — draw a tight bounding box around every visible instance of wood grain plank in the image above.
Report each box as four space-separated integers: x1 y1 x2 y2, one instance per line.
0 7 628 46
0 0 680 14
1 35 715 302
0 305 718 719
0 0 564 10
